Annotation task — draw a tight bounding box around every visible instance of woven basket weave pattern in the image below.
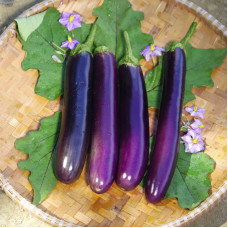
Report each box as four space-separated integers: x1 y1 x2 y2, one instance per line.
0 0 227 226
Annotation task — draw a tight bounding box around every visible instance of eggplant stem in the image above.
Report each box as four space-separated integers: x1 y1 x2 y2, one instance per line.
84 24 97 50
124 31 133 58
167 22 197 52
94 46 110 53
181 22 197 47
72 24 97 55
118 31 138 66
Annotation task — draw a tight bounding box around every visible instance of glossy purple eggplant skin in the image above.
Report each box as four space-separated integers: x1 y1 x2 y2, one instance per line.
56 52 93 184
117 65 149 191
145 47 186 203
89 52 118 193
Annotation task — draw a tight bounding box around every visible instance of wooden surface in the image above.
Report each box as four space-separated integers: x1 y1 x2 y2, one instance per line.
0 0 227 227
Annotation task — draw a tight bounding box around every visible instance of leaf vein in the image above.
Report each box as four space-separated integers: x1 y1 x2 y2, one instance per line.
177 166 196 201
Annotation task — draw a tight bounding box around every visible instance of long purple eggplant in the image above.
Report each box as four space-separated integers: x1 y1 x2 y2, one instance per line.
145 22 197 203
116 31 149 191
89 47 118 193
55 25 96 184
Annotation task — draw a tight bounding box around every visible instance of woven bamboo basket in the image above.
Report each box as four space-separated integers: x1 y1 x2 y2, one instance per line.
0 0 227 226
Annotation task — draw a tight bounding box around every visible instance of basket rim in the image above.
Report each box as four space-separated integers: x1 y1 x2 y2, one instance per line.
0 0 227 227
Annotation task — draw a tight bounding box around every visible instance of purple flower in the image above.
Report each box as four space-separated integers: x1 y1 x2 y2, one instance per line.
140 44 165 61
59 12 81 31
190 119 205 134
185 105 205 119
181 129 204 153
61 36 79 50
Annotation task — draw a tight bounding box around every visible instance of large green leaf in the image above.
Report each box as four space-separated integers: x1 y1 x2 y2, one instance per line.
146 43 227 108
93 0 153 62
19 7 91 100
165 144 214 210
15 112 61 205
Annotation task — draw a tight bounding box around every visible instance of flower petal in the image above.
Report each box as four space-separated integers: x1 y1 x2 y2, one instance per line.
190 119 203 129
154 45 166 52
195 109 205 119
72 21 81 28
144 53 152 61
61 12 71 19
152 50 162 56
61 40 69 48
194 128 202 134
72 14 81 22
181 134 192 143
186 143 194 153
185 105 195 113
195 133 203 141
72 39 80 46
194 143 204 153
68 42 76 50
184 144 191 153
66 22 75 31
198 107 206 114
188 129 197 139
140 46 151 56
59 18 69 26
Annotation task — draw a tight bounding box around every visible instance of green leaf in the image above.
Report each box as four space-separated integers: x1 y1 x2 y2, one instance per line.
93 0 153 62
15 112 61 205
165 144 214 210
15 11 47 41
146 44 227 108
184 43 227 104
145 57 163 108
19 8 91 100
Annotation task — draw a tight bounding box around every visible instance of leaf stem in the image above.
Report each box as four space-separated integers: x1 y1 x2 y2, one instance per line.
52 42 66 53
152 57 156 68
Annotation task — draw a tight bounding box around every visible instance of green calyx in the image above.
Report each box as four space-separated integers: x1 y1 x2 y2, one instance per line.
94 46 110 53
71 24 97 55
167 22 197 52
118 31 139 67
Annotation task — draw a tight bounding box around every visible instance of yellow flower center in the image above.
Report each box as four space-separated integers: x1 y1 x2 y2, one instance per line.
150 44 155 51
199 124 204 128
68 36 73 43
69 15 74 22
193 139 198 144
194 106 198 112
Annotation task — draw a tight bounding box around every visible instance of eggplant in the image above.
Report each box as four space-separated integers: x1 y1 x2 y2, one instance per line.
56 25 96 184
145 22 197 203
116 31 149 191
89 47 118 193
